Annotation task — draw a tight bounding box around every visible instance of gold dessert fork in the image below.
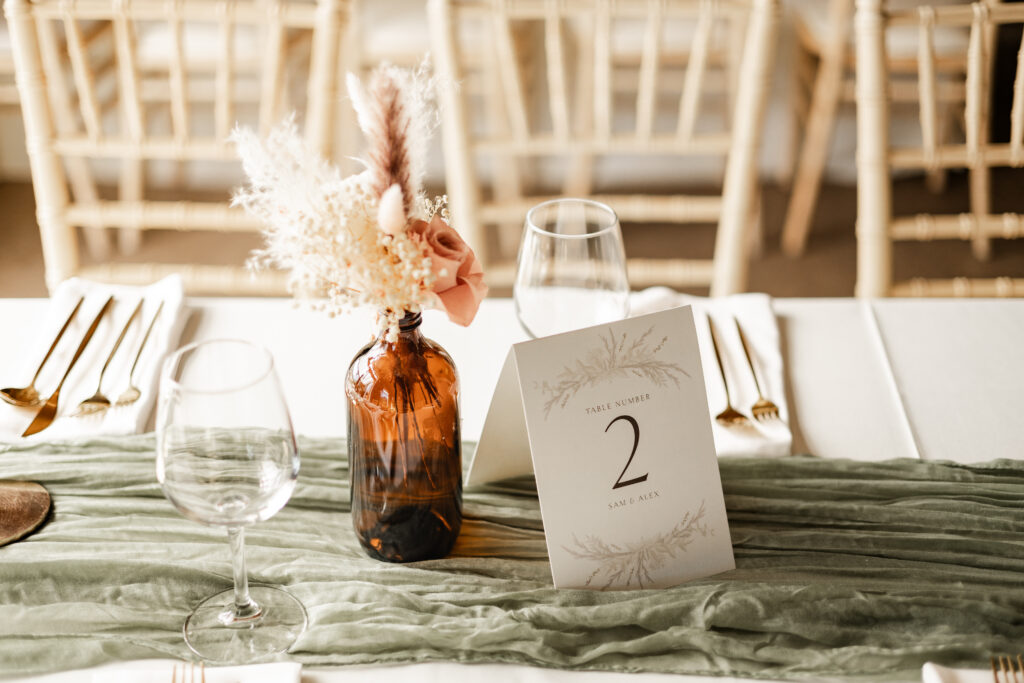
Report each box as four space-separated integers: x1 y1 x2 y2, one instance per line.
707 316 748 426
1 296 85 407
73 298 144 417
171 661 206 683
734 317 781 423
992 654 1024 683
22 296 114 437
115 300 164 407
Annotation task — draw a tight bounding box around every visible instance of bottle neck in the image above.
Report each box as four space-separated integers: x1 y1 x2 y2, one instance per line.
398 311 422 332
377 310 423 346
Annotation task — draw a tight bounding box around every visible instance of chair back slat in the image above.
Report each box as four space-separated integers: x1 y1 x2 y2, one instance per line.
257 6 285 136
494 0 530 142
112 11 144 142
168 10 189 142
916 7 938 167
635 0 663 140
677 0 715 141
61 16 104 140
544 1 570 140
1010 25 1024 164
593 2 612 140
964 4 988 166
215 2 235 141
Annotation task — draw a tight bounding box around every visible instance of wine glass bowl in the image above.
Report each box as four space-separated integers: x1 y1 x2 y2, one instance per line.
156 339 306 662
513 198 630 338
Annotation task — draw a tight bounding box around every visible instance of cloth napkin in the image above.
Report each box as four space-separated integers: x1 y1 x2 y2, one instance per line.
0 276 186 443
922 662 997 683
94 661 301 683
631 287 792 457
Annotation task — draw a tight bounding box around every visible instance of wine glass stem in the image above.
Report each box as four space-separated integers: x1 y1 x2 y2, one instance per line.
227 526 261 621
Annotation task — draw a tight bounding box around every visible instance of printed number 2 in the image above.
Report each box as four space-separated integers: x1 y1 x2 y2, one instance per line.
606 414 648 490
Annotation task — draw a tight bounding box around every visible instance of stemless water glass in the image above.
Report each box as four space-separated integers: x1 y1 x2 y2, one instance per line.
513 198 630 338
156 339 306 662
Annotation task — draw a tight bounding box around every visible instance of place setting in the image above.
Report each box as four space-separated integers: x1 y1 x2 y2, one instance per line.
0 276 185 443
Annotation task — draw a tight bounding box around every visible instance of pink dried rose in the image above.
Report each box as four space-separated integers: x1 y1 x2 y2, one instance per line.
409 215 487 326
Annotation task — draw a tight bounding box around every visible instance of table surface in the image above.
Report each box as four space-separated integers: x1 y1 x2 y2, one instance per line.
4 296 1018 463
1 295 1022 683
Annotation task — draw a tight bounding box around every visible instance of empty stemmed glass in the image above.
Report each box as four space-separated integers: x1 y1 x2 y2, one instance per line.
513 198 630 338
156 339 306 662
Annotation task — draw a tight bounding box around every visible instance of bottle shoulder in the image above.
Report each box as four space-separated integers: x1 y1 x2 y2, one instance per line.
345 333 459 400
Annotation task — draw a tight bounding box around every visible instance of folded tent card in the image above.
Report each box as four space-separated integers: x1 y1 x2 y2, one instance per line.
469 305 736 590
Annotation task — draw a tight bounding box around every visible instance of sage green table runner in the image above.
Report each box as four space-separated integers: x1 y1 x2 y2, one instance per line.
0 436 1021 680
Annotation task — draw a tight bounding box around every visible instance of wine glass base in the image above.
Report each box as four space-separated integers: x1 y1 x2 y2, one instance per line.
184 585 307 663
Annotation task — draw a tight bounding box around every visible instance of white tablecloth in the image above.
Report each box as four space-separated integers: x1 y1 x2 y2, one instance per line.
5 295 1003 465
1 296 1022 683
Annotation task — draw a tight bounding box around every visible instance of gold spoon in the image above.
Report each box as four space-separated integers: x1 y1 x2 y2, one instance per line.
115 300 163 407
22 296 114 437
73 298 144 417
1 296 85 408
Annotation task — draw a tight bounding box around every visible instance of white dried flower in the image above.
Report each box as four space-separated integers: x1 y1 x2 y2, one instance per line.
377 184 407 236
232 117 438 341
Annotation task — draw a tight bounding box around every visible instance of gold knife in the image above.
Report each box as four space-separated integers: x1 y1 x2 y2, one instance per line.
22 296 115 437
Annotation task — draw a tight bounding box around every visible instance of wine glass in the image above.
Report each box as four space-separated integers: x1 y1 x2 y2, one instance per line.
513 198 630 338
156 339 306 662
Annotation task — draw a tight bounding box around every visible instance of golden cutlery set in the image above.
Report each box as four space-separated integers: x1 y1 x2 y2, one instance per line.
1 296 163 437
707 315 782 428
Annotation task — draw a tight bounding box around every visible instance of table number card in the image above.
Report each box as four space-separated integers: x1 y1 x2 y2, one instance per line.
468 306 735 590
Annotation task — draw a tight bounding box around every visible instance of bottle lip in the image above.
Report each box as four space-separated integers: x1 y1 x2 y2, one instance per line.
398 311 422 331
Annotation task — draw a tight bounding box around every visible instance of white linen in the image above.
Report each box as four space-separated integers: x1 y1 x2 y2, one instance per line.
2 660 300 683
99 661 300 683
0 276 186 443
921 662 992 683
631 288 792 457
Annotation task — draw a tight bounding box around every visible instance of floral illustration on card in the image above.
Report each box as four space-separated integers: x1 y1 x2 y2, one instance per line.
538 326 689 418
563 501 709 590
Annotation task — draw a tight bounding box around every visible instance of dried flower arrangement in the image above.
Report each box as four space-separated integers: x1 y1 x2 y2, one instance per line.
232 62 487 341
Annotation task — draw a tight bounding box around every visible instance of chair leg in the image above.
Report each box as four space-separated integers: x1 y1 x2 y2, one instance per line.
924 103 952 194
969 163 991 260
118 157 143 256
780 46 846 257
747 189 765 258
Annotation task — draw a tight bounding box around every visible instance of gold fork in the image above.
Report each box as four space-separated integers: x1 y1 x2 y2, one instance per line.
707 316 749 426
734 317 780 423
992 654 1024 683
171 661 206 683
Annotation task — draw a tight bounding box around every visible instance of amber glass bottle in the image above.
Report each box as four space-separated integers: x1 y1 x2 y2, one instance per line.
345 311 462 562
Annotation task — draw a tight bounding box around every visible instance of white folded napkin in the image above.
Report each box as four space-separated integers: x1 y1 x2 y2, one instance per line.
0 276 187 443
84 660 301 683
631 287 792 458
922 662 994 683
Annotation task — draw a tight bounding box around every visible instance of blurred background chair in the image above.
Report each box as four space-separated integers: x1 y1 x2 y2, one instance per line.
429 0 778 295
781 0 992 258
0 17 17 105
5 0 346 294
855 0 1024 296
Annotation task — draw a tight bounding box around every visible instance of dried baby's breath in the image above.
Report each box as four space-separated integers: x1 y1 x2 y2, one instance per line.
233 63 443 341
